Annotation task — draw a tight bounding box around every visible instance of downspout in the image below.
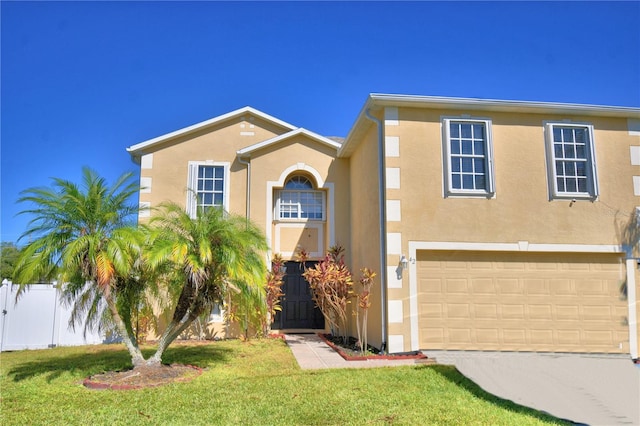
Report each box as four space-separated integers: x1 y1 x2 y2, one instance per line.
237 156 251 221
235 156 251 339
365 108 388 354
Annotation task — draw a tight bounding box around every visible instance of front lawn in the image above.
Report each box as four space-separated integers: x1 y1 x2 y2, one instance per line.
1 339 567 425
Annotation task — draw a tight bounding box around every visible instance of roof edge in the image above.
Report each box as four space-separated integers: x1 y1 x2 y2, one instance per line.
127 106 298 155
237 128 341 157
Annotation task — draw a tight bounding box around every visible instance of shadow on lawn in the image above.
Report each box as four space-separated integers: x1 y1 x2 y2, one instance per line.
6 342 233 383
425 365 568 424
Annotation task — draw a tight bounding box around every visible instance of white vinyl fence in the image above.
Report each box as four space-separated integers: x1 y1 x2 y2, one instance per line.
0 280 106 351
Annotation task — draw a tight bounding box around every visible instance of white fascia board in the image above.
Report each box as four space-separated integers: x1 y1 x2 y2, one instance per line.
127 106 297 155
408 241 624 253
236 128 341 157
368 93 640 118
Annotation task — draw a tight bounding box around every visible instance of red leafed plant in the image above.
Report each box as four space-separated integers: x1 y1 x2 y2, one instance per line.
264 253 285 333
355 267 376 354
302 245 353 342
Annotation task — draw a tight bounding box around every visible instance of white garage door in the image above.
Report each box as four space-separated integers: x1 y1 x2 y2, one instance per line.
418 251 629 353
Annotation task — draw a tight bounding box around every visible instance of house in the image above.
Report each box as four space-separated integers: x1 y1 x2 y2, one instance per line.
127 94 640 359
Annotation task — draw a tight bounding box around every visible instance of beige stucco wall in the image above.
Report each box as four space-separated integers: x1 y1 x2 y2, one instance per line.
348 120 384 349
379 106 640 353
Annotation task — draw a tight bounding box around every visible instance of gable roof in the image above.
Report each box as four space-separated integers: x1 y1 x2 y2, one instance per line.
339 93 640 157
127 106 297 158
236 127 341 157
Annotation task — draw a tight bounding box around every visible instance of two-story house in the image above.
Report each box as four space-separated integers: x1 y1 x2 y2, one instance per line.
127 94 640 359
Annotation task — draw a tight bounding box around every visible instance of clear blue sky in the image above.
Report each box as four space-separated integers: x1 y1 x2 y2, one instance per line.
2 1 639 244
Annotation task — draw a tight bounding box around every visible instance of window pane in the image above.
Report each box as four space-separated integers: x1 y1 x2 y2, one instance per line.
554 144 563 158
577 178 587 192
205 167 214 178
462 174 474 189
474 158 485 173
566 179 577 192
198 181 205 191
555 160 564 175
451 158 461 172
198 167 206 178
576 162 586 176
576 144 586 159
452 174 461 189
574 128 586 143
462 158 473 172
214 193 223 205
562 128 574 142
474 141 484 155
553 127 562 142
461 140 473 154
565 162 575 176
214 180 223 191
450 140 460 154
472 124 484 138
203 193 213 204
565 145 575 159
461 124 472 138
475 175 486 189
204 180 214 191
450 123 459 138
557 178 565 192
214 167 224 178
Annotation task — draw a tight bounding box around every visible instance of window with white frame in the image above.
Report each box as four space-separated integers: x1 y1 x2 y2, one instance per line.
186 162 230 217
443 118 495 196
545 123 598 199
276 176 325 220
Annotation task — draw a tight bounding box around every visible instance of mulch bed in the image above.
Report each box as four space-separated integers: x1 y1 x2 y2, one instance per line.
319 333 428 361
83 364 203 390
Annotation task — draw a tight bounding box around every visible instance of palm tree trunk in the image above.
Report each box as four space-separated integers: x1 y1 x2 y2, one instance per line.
146 311 199 366
105 295 145 367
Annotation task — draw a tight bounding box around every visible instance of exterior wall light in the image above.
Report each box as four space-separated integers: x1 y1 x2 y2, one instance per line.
400 255 409 270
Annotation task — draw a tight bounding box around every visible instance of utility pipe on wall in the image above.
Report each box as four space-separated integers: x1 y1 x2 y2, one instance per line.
237 156 251 221
365 108 388 354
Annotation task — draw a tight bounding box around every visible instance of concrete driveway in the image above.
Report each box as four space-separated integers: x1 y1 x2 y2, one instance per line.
423 351 639 425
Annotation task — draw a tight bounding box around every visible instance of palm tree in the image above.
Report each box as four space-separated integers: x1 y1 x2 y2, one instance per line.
12 167 147 366
144 202 268 366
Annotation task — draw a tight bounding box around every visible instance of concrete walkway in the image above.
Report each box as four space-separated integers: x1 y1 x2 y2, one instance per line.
284 334 421 369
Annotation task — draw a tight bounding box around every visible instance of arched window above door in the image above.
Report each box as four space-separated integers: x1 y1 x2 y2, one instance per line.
276 175 325 221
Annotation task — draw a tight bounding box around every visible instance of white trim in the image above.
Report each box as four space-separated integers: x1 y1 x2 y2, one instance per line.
138 202 151 218
387 266 402 289
266 164 334 259
240 131 255 136
385 136 400 157
141 154 153 169
442 116 496 197
236 128 341 156
406 240 627 352
625 259 638 358
386 168 400 189
186 161 231 218
386 200 401 222
384 107 399 126
127 106 297 154
544 121 599 200
386 233 402 255
140 177 152 194
388 334 404 353
634 177 640 196
630 146 640 166
388 300 404 323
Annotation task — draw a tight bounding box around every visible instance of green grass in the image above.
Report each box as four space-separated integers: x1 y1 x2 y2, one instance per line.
1 339 568 425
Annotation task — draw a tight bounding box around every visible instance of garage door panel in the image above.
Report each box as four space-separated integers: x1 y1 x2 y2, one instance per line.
418 251 628 354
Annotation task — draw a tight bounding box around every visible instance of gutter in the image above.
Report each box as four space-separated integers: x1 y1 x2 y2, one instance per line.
364 108 388 354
